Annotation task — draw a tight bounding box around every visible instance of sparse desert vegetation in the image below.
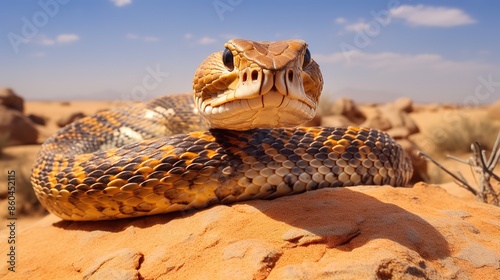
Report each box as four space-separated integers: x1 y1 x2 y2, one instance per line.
424 110 500 153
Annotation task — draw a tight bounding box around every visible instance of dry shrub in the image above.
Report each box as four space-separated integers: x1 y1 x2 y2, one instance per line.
425 112 500 154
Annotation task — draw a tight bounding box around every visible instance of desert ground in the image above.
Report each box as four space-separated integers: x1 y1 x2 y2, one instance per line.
1 87 499 279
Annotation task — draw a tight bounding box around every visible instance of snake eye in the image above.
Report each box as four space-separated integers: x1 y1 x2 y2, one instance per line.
303 48 311 68
222 48 234 71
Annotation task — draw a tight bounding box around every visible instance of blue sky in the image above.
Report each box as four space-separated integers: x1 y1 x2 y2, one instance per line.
1 0 499 104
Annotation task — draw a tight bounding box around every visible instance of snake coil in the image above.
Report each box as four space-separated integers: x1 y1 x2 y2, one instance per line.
31 39 412 221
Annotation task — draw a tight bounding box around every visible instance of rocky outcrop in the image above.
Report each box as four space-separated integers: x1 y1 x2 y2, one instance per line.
0 108 39 146
27 114 47 126
1 183 499 279
0 88 24 112
0 89 41 148
362 97 419 139
322 97 418 138
330 97 366 125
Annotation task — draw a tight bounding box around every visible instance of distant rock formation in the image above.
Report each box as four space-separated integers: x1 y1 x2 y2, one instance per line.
0 87 24 112
0 88 38 147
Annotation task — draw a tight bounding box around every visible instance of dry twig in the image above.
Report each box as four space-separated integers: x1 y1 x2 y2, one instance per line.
418 132 500 206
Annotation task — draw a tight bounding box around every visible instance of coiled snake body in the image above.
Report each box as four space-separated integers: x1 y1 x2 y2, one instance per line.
31 39 413 221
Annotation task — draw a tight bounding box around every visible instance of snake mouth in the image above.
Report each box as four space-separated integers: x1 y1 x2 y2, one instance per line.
197 68 317 130
200 92 315 129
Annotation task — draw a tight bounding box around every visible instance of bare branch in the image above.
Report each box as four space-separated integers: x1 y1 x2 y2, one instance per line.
418 130 500 206
418 151 478 196
487 131 500 168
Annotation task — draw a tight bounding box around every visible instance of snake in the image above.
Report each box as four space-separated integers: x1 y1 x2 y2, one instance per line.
31 39 413 221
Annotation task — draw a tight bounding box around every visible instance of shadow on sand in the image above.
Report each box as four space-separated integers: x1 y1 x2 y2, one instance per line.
53 187 450 261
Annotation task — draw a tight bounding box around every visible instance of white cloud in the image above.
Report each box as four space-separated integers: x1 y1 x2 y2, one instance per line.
197 36 217 45
110 0 132 7
39 38 55 46
335 17 346 24
184 33 193 39
344 21 371 32
390 5 476 27
34 33 79 45
56 34 80 43
338 19 382 36
126 33 160 42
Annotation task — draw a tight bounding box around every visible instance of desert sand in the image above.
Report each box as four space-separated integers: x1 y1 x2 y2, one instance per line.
1 90 500 279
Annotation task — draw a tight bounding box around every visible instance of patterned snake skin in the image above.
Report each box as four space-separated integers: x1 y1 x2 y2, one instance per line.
31 39 413 221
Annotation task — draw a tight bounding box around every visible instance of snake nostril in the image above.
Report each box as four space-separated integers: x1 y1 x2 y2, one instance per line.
288 69 294 83
251 70 258 81
242 72 247 83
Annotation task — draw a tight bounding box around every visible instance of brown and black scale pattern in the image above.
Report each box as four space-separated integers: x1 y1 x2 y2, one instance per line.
31 98 412 221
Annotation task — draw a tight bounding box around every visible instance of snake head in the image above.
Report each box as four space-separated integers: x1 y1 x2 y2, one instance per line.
193 39 323 130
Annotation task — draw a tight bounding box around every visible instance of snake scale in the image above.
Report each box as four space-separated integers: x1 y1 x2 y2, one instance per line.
31 39 413 221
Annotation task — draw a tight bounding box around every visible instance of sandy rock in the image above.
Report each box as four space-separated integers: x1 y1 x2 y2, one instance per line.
456 242 500 268
0 108 39 146
393 97 414 113
361 114 392 131
438 183 477 201
381 104 419 135
330 98 366 124
222 239 282 279
80 248 143 279
56 112 86 127
281 223 360 248
401 113 419 135
385 118 418 138
275 242 441 279
487 100 500 121
384 109 403 129
320 115 353 128
386 127 412 139
0 88 24 112
361 101 419 139
1 183 499 279
27 114 47 126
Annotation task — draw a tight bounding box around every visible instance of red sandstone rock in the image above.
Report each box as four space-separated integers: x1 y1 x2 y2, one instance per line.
1 183 499 279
